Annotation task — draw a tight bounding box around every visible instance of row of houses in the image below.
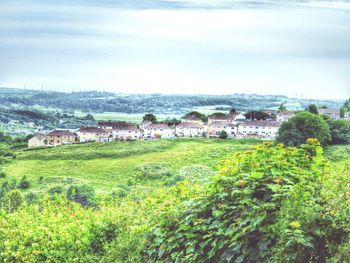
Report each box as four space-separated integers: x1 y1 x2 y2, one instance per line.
28 111 290 148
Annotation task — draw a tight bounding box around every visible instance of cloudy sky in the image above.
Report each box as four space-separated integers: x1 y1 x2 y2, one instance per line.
1 0 350 99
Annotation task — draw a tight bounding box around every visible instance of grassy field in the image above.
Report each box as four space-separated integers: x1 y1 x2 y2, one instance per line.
4 139 259 193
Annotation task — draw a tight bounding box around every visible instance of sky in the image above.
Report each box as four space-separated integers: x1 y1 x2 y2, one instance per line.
0 0 350 99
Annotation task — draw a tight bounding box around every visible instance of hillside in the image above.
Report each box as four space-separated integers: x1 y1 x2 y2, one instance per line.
3 139 259 193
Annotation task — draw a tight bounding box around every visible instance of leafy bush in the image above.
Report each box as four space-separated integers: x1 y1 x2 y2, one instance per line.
111 185 130 199
18 176 30 189
135 162 173 180
25 191 39 204
219 130 228 139
146 139 346 262
66 184 96 207
178 164 214 182
2 189 24 212
0 169 5 178
48 185 65 196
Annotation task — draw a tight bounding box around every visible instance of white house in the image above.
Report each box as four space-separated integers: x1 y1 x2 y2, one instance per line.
28 133 47 148
238 121 281 139
77 127 111 142
112 123 141 140
207 121 237 138
176 122 205 137
276 111 294 122
143 123 175 139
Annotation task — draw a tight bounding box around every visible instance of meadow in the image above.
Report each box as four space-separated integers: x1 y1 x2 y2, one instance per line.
3 138 259 193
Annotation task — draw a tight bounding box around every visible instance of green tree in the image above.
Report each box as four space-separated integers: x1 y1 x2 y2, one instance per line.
230 108 237 114
244 110 270 120
278 102 287 111
329 119 350 144
307 104 318 115
276 111 330 146
143 113 157 123
219 130 228 139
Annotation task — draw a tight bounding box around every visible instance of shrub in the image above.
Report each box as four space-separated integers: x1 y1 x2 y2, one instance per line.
66 184 96 207
25 191 39 204
2 189 24 212
17 176 30 189
48 185 65 196
219 130 228 139
178 164 215 183
146 139 341 262
0 169 5 178
135 162 173 180
111 185 130 199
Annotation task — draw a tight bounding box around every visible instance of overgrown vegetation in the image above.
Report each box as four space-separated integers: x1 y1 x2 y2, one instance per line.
0 138 349 262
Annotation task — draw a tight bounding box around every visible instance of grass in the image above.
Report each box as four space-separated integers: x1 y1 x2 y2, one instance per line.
4 139 259 193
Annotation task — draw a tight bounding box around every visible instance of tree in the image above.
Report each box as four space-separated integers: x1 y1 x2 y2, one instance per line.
143 113 157 123
307 104 318 115
244 110 270 120
184 111 207 123
219 130 228 139
329 119 350 144
276 112 330 146
278 102 287 112
230 108 237 114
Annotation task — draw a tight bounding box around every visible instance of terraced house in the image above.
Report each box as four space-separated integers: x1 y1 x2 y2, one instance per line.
47 130 77 146
77 127 111 142
143 123 175 139
238 121 281 139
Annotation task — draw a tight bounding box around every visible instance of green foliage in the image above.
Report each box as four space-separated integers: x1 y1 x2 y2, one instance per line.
2 189 24 212
244 110 270 120
48 185 65 196
66 184 96 207
146 139 347 262
18 175 30 189
276 111 330 146
143 113 157 123
25 191 39 204
219 130 228 139
329 119 350 144
111 185 130 199
307 104 319 115
135 162 173 180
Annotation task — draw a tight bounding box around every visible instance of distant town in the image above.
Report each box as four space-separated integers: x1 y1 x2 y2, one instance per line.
27 107 350 148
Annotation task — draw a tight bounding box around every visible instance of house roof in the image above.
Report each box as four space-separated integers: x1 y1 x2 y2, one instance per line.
277 110 294 116
240 121 281 127
113 123 138 131
141 120 152 127
176 122 203 128
319 108 340 115
79 127 107 134
145 123 171 130
183 114 202 121
48 130 75 136
209 121 234 128
31 133 47 141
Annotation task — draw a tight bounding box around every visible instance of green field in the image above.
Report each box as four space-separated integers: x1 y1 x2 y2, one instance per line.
4 139 260 193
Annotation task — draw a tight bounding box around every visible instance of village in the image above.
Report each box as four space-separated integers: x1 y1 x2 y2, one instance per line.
27 108 349 148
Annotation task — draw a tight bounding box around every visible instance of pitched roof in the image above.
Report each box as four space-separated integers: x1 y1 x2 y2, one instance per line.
176 122 203 128
79 127 107 134
48 130 75 136
240 121 281 127
277 110 294 116
183 114 202 121
31 133 47 141
319 108 340 115
113 123 138 131
145 123 171 130
209 121 234 128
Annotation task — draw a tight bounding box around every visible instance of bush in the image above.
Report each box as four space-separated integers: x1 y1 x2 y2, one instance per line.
48 185 65 196
219 130 228 139
25 191 39 204
17 176 30 189
178 164 215 182
0 169 6 178
66 184 96 207
111 185 130 199
2 189 24 212
147 139 343 262
135 162 173 180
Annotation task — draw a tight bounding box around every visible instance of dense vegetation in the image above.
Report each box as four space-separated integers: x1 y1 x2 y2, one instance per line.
0 138 349 262
0 87 343 115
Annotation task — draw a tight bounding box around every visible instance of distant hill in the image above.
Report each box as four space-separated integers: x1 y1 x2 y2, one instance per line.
0 87 345 115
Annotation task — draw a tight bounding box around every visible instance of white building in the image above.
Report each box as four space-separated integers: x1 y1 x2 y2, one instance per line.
207 121 237 138
77 127 111 142
176 122 205 137
318 108 341 119
276 111 294 122
28 133 47 148
238 121 281 139
143 123 175 139
112 123 141 140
